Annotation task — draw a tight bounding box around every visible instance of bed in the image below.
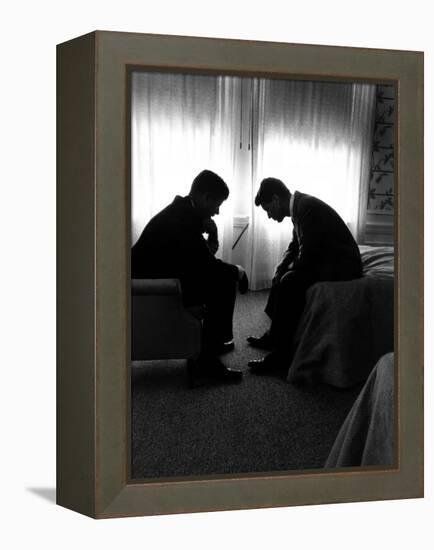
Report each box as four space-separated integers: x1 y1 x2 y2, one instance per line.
287 245 394 388
324 352 395 467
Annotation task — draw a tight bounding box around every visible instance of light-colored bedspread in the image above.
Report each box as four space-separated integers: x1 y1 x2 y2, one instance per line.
287 246 394 388
325 352 395 467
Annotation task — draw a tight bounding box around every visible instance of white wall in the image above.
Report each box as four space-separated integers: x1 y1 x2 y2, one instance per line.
2 1 432 548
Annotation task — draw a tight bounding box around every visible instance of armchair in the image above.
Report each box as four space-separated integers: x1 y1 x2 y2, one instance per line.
131 279 203 382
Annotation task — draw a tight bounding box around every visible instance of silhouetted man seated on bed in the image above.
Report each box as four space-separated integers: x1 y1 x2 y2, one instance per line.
131 169 248 382
247 177 362 375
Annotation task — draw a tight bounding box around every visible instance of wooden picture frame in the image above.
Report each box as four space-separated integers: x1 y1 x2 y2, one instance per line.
57 31 423 518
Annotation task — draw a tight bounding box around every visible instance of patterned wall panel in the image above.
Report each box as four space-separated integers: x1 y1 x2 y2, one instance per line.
367 84 395 212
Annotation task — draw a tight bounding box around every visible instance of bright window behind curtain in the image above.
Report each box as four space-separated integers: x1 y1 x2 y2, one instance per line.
131 72 375 289
131 71 241 262
250 79 375 289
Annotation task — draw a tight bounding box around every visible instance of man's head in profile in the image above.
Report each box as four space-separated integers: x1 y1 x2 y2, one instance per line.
255 177 291 223
189 169 230 219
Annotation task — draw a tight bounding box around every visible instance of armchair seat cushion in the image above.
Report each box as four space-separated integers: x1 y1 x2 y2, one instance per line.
132 278 181 296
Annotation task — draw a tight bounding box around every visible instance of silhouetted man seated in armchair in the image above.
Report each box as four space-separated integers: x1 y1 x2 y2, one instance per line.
132 169 248 382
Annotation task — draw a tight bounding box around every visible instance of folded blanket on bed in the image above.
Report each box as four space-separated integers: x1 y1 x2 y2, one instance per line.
287 246 394 388
359 245 394 279
324 352 395 467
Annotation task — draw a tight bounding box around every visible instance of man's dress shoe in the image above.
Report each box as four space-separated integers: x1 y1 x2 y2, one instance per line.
248 353 280 374
215 364 243 381
246 331 272 350
202 356 243 382
213 340 235 355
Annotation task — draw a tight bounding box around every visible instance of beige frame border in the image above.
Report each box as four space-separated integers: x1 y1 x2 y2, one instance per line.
57 31 424 519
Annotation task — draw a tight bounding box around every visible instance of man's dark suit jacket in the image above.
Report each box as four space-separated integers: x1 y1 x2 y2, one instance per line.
278 191 362 281
131 195 238 305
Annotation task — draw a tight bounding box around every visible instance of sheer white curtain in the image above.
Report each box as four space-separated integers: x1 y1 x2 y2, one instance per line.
250 79 375 289
131 73 375 289
131 71 241 261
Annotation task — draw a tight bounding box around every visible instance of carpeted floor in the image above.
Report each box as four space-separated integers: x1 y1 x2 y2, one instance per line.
130 290 362 480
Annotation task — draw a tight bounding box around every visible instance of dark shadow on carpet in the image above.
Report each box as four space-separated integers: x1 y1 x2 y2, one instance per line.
131 291 361 479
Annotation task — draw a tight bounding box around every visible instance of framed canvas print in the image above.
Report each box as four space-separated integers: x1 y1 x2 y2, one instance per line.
57 31 423 518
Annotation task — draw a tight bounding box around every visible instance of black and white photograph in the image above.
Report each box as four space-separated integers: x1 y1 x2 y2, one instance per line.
129 71 396 479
